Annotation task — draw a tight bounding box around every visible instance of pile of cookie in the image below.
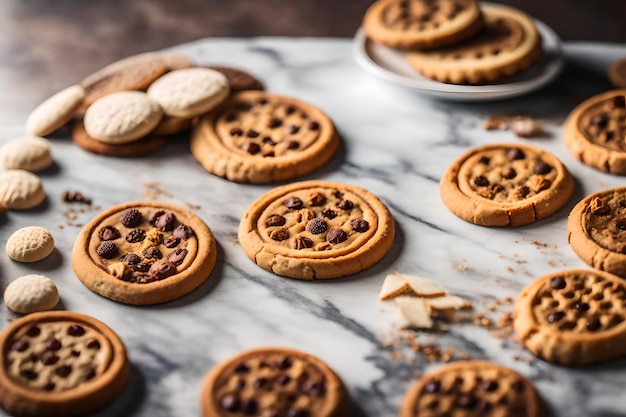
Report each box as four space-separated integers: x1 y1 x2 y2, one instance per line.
363 0 543 84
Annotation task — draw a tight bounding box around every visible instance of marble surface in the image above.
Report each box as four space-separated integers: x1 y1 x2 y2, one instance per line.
1 38 626 417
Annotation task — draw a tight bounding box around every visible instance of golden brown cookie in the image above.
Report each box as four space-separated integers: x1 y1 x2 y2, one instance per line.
440 143 573 227
608 57 626 88
0 311 129 417
200 347 350 417
205 66 265 92
399 361 545 417
363 0 484 50
71 201 217 305
566 187 626 278
238 180 395 280
406 4 542 84
72 121 166 157
563 89 626 174
190 91 339 184
152 115 193 136
514 269 626 366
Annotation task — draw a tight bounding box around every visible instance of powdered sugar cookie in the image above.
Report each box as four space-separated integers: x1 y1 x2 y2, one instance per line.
6 226 55 262
3 275 59 314
0 170 46 210
0 136 53 172
26 85 85 136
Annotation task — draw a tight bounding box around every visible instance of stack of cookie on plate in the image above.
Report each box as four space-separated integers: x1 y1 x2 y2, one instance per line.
363 0 543 84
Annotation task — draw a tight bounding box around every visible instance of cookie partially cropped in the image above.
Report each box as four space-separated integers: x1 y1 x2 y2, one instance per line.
400 361 545 417
440 143 573 226
190 91 339 183
200 347 350 417
514 269 626 366
0 170 46 210
563 89 626 174
406 4 542 84
363 0 484 50
0 311 129 417
71 201 217 305
238 180 395 280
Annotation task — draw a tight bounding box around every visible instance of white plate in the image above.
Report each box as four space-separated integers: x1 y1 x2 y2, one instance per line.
353 14 564 101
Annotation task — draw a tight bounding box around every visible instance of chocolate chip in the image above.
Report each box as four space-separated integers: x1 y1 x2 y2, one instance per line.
286 125 300 134
268 117 282 128
575 301 590 312
586 316 601 331
478 156 490 165
534 162 552 175
11 340 29 351
84 367 97 380
231 128 243 136
126 229 146 243
511 381 525 392
308 121 320 130
302 380 326 396
591 114 608 128
605 131 616 141
550 276 566 289
547 311 565 323
68 324 85 337
41 351 59 366
306 218 327 234
264 151 275 158
266 214 286 227
43 382 56 391
322 208 337 219
46 338 62 351
276 356 293 370
276 375 291 385
457 395 478 409
168 248 188 266
614 96 626 108
238 102 253 111
327 228 347 244
122 253 141 265
337 199 354 210
269 227 289 241
155 213 176 232
293 236 313 250
26 326 40 337
334 190 344 199
285 105 296 115
351 219 369 232
616 218 626 230
262 136 276 145
149 261 177 280
516 185 530 198
241 399 258 415
284 197 303 210
242 142 260 156
247 129 259 138
256 98 268 105
142 247 163 259
98 226 121 241
173 224 194 240
71 350 81 357
121 209 142 228
55 365 72 378
61 191 91 205
220 394 240 412
473 176 489 186
234 363 250 373
86 338 101 350
253 377 270 389
163 236 181 248
287 408 310 417
503 168 517 179
20 370 37 380
284 140 300 149
149 210 166 223
507 147 525 160
132 262 150 273
97 241 118 259
482 380 499 392
225 113 237 122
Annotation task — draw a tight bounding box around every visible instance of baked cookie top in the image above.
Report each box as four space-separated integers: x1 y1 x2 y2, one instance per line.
400 361 544 417
440 143 573 226
406 4 542 84
72 201 216 305
363 0 483 50
190 91 339 183
238 181 395 279
200 347 350 417
514 269 626 365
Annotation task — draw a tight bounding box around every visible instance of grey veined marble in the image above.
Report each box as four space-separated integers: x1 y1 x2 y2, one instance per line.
1 38 626 417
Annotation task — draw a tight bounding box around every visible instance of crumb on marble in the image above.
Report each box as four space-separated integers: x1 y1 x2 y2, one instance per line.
141 181 173 199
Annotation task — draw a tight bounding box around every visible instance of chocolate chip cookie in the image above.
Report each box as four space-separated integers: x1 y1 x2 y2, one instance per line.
563 89 626 174
0 311 129 417
514 269 626 365
406 4 542 84
238 180 395 279
200 347 350 417
190 91 339 183
400 361 545 417
71 201 217 305
440 143 574 226
363 0 484 50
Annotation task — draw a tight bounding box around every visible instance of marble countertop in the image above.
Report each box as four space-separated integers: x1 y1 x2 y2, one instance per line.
1 38 626 417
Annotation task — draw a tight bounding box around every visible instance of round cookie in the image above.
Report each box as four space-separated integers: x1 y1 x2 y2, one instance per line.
146 67 230 118
608 57 626 88
0 136 53 172
71 201 217 305
238 180 395 280
72 121 166 158
206 66 264 92
514 269 626 366
190 91 340 184
363 0 484 50
563 89 626 174
152 115 193 136
200 347 350 417
399 361 545 417
6 226 55 262
83 91 163 144
26 85 85 136
3 275 59 314
406 4 542 84
0 170 46 210
0 311 130 417
440 143 574 227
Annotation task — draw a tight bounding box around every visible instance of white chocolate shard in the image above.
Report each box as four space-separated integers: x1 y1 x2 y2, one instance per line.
395 296 433 329
426 295 472 310
379 273 409 300
398 273 446 298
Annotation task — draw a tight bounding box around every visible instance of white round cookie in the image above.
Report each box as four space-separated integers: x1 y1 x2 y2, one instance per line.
0 170 45 209
147 67 229 118
3 274 59 314
83 91 163 144
0 136 53 172
6 226 55 262
26 84 85 136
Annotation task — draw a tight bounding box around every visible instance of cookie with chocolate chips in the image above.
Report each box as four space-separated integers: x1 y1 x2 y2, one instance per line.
406 4 542 84
71 201 217 304
400 361 545 417
564 89 626 174
0 311 129 417
190 91 339 183
514 269 626 365
363 0 484 50
200 347 350 417
440 143 573 227
238 180 395 279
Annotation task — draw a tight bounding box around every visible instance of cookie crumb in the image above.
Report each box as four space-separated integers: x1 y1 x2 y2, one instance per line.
61 191 92 205
512 117 543 138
